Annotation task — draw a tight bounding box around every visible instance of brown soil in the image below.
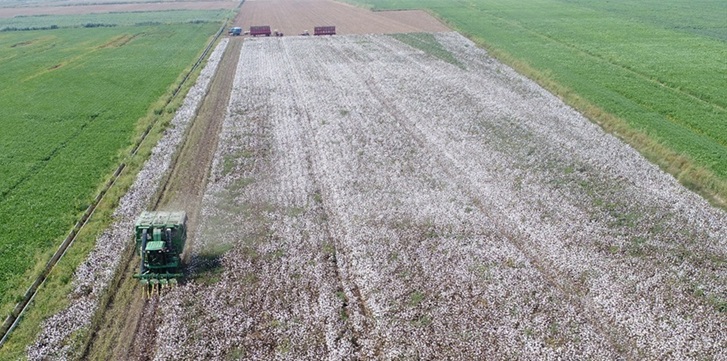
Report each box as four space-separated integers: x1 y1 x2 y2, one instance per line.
0 1 237 18
236 0 449 36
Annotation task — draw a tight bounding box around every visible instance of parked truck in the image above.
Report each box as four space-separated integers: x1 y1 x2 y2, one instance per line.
314 26 336 36
229 27 242 36
250 25 272 36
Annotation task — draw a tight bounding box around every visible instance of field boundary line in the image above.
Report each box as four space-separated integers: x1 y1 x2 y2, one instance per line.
0 18 231 349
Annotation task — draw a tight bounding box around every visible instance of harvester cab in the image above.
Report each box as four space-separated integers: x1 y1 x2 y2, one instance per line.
133 211 187 297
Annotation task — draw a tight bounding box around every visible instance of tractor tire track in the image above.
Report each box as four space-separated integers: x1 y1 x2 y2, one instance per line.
260 35 627 358
357 68 631 359
342 36 632 358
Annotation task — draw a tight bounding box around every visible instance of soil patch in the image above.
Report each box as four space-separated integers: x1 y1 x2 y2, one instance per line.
236 0 449 36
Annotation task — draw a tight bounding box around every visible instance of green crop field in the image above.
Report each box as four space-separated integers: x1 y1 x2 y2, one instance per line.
0 11 224 321
352 0 727 204
0 0 189 8
1 9 233 31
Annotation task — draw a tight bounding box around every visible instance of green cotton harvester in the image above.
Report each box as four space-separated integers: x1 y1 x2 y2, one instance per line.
133 211 187 297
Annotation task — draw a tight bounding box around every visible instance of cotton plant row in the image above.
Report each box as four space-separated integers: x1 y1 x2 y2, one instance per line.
27 39 229 361
145 33 686 360
273 34 620 359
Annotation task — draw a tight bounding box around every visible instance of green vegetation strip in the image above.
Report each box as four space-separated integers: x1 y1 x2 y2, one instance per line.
353 0 727 207
1 9 234 31
390 33 463 68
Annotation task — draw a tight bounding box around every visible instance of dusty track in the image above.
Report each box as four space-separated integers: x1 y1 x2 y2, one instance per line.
81 37 243 361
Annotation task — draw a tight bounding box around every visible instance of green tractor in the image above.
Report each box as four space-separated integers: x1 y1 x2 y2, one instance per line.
133 211 187 296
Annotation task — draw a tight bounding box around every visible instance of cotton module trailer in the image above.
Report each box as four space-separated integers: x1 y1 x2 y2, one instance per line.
250 25 272 36
314 26 336 35
133 211 187 296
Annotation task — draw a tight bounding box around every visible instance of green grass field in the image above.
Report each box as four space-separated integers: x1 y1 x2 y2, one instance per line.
0 11 224 322
353 0 727 204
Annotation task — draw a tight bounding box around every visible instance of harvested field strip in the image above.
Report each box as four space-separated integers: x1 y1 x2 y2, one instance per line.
0 9 232 29
0 2 236 19
151 34 725 359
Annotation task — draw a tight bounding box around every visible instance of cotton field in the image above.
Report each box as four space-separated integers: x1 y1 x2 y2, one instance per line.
146 33 726 360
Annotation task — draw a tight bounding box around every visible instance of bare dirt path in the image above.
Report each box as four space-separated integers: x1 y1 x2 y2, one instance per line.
81 36 243 361
235 0 449 35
